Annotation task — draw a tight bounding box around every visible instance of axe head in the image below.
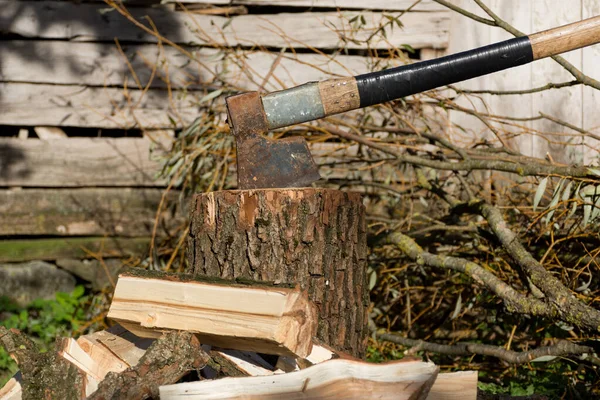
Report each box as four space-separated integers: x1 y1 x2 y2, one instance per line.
226 91 321 190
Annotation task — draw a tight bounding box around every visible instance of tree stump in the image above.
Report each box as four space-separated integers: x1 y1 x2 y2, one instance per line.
186 188 368 358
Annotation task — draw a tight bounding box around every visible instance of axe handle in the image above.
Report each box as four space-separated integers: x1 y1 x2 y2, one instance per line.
261 15 600 130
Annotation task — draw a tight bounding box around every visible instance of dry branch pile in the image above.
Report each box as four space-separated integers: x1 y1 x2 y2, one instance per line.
0 270 477 400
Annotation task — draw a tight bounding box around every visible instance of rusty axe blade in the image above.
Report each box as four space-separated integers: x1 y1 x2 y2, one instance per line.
226 91 321 190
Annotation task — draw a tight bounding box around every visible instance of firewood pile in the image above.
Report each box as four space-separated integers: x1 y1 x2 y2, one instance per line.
0 270 477 399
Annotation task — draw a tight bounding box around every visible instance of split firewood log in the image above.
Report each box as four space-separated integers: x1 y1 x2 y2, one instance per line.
159 359 439 400
107 270 318 358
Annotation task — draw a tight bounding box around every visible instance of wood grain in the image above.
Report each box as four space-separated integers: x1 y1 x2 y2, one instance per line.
318 77 360 116
531 0 584 164
426 371 478 400
0 41 404 91
0 2 450 50
0 83 199 129
166 0 446 11
159 359 439 400
187 189 369 358
530 15 600 60
0 188 183 236
76 326 154 375
582 0 600 165
0 237 151 262
0 137 165 186
108 273 318 358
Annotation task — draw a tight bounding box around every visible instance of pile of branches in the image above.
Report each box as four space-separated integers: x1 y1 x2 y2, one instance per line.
108 0 600 396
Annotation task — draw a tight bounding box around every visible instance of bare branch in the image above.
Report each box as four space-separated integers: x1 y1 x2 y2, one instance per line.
451 80 581 96
322 126 595 179
376 332 593 365
477 202 600 333
384 231 556 319
432 0 496 26
471 0 600 91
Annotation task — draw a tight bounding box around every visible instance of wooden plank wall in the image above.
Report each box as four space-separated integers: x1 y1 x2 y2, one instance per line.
448 0 600 166
0 0 450 262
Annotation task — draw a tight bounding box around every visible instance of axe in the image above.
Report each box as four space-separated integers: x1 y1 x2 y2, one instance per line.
225 16 600 190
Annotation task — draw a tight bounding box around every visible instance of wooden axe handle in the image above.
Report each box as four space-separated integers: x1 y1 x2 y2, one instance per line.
259 15 600 131
530 15 600 59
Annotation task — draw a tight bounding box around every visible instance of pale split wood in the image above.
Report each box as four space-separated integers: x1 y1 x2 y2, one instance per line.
159 359 439 399
33 126 67 140
76 325 154 375
426 371 478 400
211 349 277 376
57 338 101 398
530 15 600 60
107 274 318 358
0 374 22 400
0 3 450 50
0 137 165 187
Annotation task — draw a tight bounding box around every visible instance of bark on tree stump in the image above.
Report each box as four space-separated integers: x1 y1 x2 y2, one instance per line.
186 188 368 358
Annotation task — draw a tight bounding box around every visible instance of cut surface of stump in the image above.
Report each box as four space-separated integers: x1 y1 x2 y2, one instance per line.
107 270 317 357
187 188 368 358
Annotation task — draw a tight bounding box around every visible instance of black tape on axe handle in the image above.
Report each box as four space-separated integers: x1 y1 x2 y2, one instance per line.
355 36 534 108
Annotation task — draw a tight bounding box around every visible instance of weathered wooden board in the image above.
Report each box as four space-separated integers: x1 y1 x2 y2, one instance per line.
0 83 199 129
0 137 166 186
531 0 583 165
583 0 600 166
168 0 446 11
0 188 183 237
0 41 403 91
1 2 450 50
0 237 151 262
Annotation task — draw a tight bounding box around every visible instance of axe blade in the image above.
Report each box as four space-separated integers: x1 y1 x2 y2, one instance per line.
226 92 321 190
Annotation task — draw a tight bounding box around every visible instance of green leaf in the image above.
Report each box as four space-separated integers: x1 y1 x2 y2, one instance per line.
451 293 462 320
588 168 600 176
531 355 557 362
591 195 600 223
368 270 377 291
545 179 564 224
401 44 415 54
583 203 592 227
533 177 548 211
561 180 573 203
567 200 578 220
200 89 223 104
222 18 233 30
71 285 85 299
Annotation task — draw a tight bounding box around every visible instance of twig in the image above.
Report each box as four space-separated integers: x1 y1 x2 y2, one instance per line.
322 126 595 178
471 0 600 91
432 0 496 26
452 81 581 96
384 231 556 318
477 202 600 333
376 332 592 365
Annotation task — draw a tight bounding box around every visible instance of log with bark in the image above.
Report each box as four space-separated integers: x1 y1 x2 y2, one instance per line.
186 188 368 358
106 270 318 358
